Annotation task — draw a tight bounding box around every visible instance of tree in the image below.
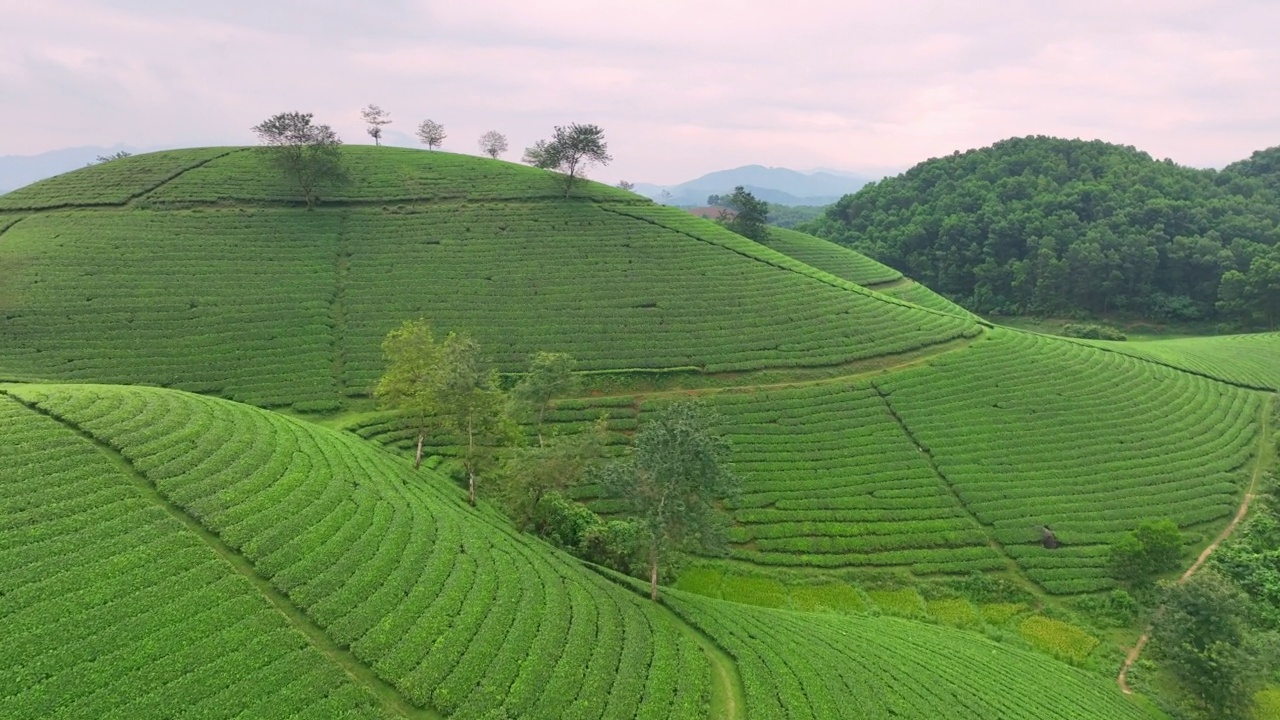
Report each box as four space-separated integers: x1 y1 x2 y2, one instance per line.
497 418 609 529
374 319 442 469
512 351 577 445
598 400 739 601
250 111 345 209
477 130 508 159
1109 518 1183 583
361 104 392 146
716 186 771 243
91 151 132 165
1151 569 1279 719
522 139 551 167
525 123 612 197
416 119 446 150
616 180 635 191
433 332 515 506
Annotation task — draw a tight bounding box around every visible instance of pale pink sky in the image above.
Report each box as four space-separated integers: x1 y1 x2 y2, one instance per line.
3 0 1277 183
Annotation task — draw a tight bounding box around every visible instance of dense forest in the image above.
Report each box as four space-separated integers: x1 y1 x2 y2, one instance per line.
803 138 1280 327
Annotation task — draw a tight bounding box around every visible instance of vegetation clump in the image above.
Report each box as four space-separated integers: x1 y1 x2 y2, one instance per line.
1108 518 1183 584
1060 322 1127 341
250 111 345 208
804 136 1280 327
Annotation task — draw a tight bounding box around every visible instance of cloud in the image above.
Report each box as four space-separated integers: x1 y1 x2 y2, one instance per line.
1 0 1277 183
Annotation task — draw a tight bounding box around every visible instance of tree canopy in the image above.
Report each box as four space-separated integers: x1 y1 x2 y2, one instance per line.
250 111 344 209
802 136 1280 327
524 123 612 197
712 186 771 243
598 400 738 601
360 104 392 146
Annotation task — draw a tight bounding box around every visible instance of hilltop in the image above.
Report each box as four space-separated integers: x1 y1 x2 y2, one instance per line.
0 146 977 409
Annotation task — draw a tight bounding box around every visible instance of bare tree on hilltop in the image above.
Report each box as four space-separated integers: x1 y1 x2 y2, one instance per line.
417 119 446 150
251 111 345 209
361 104 392 146
524 123 612 197
90 151 132 166
478 130 509 159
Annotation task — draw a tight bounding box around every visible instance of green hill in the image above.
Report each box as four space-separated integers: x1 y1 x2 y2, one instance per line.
5 146 1280 717
0 147 978 409
804 136 1280 326
3 382 709 719
2 381 1159 718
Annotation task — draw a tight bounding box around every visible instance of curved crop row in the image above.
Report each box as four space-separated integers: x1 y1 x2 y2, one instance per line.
877 328 1264 592
663 591 1148 720
7 383 709 719
0 394 386 719
0 148 236 210
0 202 976 407
1082 332 1280 391
764 228 902 286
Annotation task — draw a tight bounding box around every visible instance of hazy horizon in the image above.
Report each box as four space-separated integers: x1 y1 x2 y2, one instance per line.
4 0 1276 184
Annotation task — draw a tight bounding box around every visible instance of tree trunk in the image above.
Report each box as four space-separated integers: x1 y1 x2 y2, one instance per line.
649 547 659 602
466 418 476 506
414 431 424 469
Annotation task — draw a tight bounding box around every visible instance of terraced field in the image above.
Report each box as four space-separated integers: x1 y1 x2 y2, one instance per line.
0 395 386 719
7 147 1280 718
765 227 902 286
0 211 339 408
0 149 981 404
878 329 1264 593
0 148 235 210
5 383 709 719
662 591 1148 720
876 279 980 320
349 324 1265 593
1082 332 1280 391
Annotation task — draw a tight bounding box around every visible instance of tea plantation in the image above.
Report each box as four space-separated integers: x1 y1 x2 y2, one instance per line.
3 147 1278 718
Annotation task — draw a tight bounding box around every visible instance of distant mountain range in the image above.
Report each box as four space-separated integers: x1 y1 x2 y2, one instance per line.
634 165 878 207
0 144 151 194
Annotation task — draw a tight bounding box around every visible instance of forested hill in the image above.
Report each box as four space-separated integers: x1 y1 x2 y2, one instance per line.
802 136 1280 327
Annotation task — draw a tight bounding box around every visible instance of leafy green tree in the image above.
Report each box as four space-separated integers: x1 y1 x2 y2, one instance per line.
1151 569 1279 719
496 418 609 529
598 400 739 601
513 351 577 445
1109 518 1183 583
374 319 442 469
433 332 515 506
525 123 612 197
714 186 771 243
802 136 1280 323
251 111 345 209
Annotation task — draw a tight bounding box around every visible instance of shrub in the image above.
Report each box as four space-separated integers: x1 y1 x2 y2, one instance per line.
1061 323 1127 341
1109 519 1183 583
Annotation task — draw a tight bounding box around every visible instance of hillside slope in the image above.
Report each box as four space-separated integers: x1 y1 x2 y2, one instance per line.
2 381 1160 719
0 394 389 720
4 382 709 719
1080 332 1280 391
0 147 978 409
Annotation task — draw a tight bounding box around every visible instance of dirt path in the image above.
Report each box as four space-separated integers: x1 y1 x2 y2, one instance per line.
1118 396 1275 695
670 612 746 720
